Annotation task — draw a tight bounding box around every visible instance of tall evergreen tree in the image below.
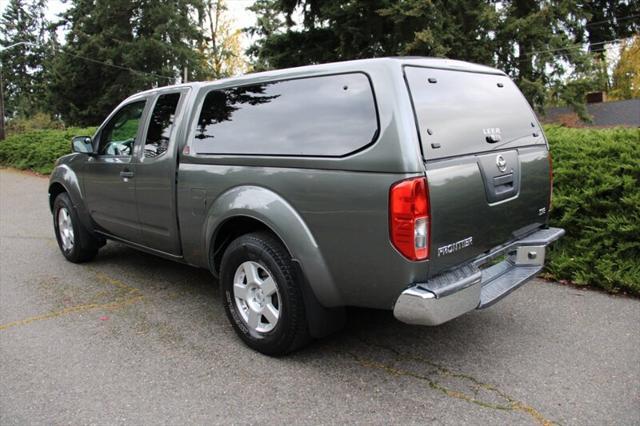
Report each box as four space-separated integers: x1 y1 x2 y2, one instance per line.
247 0 632 113
247 0 394 70
581 0 640 55
494 0 592 112
246 0 500 69
28 0 57 114
245 0 286 71
49 0 206 126
378 0 498 64
0 0 51 117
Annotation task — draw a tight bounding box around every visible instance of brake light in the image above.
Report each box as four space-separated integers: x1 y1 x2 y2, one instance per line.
389 177 430 260
548 151 553 211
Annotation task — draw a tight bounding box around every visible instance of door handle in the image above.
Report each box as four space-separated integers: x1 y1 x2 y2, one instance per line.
120 170 135 179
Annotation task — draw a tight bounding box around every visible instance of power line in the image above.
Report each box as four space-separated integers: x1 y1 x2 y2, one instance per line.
3 42 188 84
51 48 177 82
2 41 187 83
585 13 640 27
520 37 626 58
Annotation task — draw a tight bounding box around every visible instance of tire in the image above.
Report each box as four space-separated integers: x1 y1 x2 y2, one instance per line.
53 192 100 263
220 231 311 355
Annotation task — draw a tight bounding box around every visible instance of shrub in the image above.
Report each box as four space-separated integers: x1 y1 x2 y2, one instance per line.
545 125 640 295
0 128 95 174
5 113 66 136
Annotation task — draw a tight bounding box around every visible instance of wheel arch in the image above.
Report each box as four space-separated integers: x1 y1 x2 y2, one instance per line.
48 164 93 231
203 185 343 309
209 215 275 276
209 212 346 339
48 182 67 212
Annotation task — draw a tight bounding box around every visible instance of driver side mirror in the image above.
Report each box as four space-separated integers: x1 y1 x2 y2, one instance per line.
72 136 94 154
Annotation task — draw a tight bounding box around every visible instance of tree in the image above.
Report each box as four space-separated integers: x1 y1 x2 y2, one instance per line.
247 0 633 115
198 0 246 79
581 0 640 56
0 0 52 117
49 0 207 126
246 0 394 70
245 0 286 71
245 1 509 69
378 0 498 64
493 0 596 114
610 36 640 99
576 0 640 95
28 0 58 114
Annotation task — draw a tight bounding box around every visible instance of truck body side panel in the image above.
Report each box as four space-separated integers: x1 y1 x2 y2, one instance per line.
177 164 427 309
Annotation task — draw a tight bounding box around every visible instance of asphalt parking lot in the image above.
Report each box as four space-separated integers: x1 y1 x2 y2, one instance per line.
1 168 639 425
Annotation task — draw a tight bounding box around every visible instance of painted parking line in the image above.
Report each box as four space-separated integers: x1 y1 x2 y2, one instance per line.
0 270 143 332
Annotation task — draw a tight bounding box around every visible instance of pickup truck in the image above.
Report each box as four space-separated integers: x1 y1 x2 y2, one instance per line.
49 57 564 355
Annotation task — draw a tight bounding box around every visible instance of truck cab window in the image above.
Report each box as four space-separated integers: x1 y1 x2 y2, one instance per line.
144 93 181 158
98 101 146 156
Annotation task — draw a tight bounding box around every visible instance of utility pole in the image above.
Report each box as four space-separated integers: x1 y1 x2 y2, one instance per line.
0 70 4 140
0 41 33 141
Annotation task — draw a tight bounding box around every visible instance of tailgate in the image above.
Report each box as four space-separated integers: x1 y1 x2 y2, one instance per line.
403 66 551 275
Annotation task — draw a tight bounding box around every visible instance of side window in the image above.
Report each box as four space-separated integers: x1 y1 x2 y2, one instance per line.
98 101 146 156
192 73 378 157
144 93 181 158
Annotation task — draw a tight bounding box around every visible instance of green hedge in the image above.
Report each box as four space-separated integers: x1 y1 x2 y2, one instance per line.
545 125 640 295
1 125 638 294
0 128 95 174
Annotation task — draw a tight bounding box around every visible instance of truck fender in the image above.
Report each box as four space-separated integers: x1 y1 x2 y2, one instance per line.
48 164 93 232
203 185 344 309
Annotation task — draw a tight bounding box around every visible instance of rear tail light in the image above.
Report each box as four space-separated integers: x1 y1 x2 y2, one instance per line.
548 151 554 211
389 177 430 260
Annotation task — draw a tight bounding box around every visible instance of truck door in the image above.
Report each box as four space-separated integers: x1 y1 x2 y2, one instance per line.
83 100 147 243
133 90 188 255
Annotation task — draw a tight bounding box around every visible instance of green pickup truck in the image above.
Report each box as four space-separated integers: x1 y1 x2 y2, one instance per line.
49 58 563 355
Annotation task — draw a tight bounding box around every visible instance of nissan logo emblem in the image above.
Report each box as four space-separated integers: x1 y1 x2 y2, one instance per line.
496 154 507 172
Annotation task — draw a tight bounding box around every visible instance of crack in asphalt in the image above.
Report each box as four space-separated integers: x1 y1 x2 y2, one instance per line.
339 338 556 426
0 270 143 332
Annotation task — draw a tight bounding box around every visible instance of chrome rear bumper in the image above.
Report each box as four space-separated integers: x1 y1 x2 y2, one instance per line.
393 227 565 326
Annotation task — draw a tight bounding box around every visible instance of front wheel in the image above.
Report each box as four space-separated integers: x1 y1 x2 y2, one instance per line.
53 192 100 263
220 232 310 355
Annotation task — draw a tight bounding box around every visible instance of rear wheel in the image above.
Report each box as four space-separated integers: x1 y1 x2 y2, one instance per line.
220 232 310 355
53 193 100 263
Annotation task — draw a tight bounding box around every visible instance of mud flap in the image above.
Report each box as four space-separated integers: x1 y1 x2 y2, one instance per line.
293 261 346 339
